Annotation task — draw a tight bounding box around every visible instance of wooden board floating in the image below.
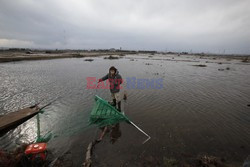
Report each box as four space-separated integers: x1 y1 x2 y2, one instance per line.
0 106 40 135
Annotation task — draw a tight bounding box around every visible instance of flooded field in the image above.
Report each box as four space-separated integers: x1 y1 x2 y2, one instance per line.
0 54 249 166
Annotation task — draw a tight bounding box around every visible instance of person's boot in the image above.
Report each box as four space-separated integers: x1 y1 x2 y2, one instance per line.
117 101 121 112
112 99 116 107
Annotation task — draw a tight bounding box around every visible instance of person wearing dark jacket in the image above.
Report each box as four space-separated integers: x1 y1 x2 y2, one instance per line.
98 66 123 111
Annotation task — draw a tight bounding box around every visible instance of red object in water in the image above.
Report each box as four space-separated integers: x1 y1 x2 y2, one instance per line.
25 143 47 161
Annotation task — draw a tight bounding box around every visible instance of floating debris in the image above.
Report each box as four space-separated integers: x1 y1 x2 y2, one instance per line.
84 59 94 62
26 51 33 54
242 57 249 62
104 55 119 59
145 63 152 65
82 141 98 167
218 69 224 71
192 65 207 67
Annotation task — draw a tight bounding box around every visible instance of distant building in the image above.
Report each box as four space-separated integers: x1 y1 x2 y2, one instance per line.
110 48 116 52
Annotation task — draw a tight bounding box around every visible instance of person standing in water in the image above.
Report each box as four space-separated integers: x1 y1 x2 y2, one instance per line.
98 66 123 111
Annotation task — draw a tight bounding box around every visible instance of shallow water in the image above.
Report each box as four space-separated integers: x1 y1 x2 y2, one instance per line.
0 54 249 166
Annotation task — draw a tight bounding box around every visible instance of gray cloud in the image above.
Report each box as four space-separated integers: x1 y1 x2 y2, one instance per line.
0 0 249 54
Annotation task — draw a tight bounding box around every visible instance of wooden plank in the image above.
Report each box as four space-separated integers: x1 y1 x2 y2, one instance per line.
0 106 40 134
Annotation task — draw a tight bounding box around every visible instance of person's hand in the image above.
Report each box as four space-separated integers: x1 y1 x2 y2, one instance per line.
96 84 99 89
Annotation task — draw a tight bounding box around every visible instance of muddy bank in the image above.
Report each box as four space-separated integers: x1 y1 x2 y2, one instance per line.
0 144 247 167
1 49 249 63
0 50 135 63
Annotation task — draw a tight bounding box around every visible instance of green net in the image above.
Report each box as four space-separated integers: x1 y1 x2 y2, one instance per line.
34 95 131 141
89 95 130 127
35 110 52 143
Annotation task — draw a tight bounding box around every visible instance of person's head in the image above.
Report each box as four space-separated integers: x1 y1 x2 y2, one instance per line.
109 66 117 76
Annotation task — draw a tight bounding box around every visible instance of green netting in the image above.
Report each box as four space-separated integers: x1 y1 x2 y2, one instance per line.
35 110 52 143
33 95 131 141
89 95 130 127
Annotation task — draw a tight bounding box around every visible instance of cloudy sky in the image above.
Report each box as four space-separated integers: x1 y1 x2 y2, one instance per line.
0 0 249 54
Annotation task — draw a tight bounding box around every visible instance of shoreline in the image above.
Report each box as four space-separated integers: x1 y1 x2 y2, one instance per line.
0 51 136 63
0 50 249 63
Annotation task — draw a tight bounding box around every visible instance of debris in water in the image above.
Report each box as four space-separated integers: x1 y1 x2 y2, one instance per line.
84 59 94 62
82 141 97 167
104 55 119 59
26 51 33 54
192 65 207 67
242 57 249 62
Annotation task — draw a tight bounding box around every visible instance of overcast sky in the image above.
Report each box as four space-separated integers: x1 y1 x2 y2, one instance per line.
0 0 249 54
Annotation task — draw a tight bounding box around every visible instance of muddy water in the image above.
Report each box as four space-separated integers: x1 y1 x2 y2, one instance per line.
0 54 249 166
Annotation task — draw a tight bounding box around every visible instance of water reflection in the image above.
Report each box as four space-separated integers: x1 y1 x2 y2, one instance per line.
110 123 121 144
97 123 122 144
